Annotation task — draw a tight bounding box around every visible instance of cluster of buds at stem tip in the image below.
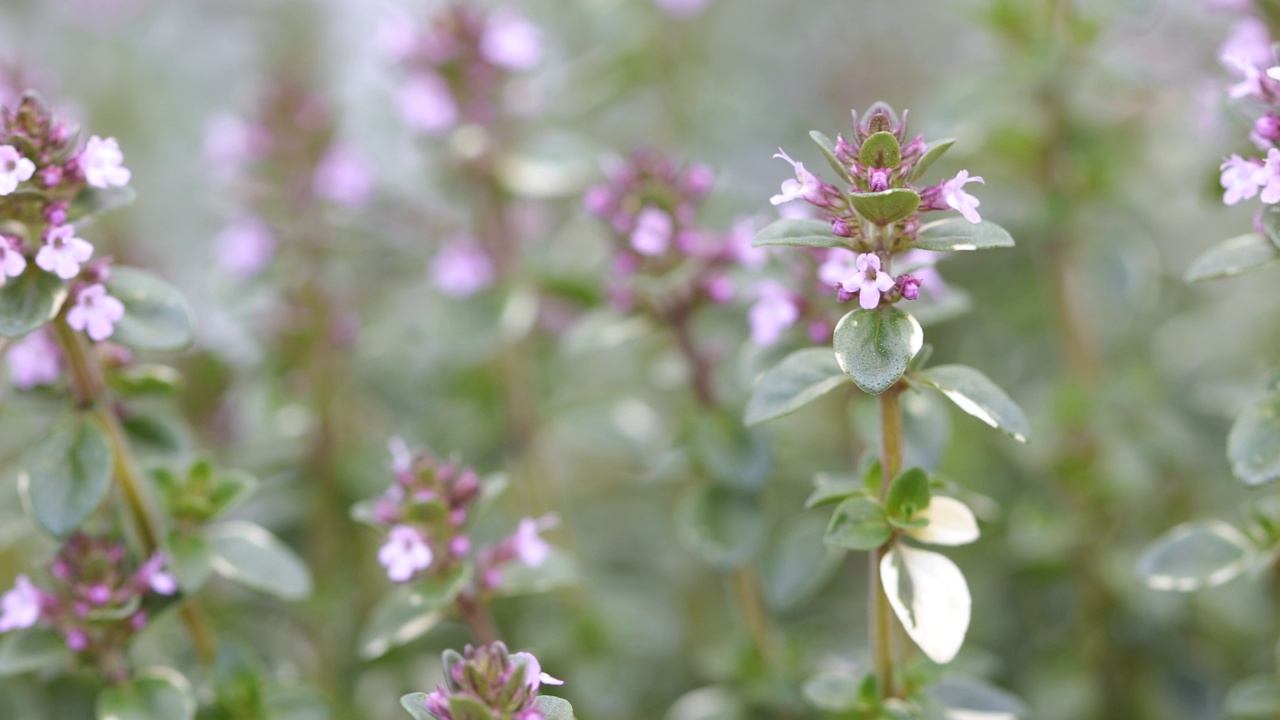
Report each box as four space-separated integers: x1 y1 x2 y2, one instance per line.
370 438 557 588
768 103 979 310
419 642 562 720
1214 14 1280 212
0 534 177 680
0 91 129 338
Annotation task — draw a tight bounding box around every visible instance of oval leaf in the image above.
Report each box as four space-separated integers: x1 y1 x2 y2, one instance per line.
825 496 891 551
69 186 137 224
400 693 434 720
23 414 114 536
833 307 923 395
802 671 863 713
206 521 313 600
359 565 470 660
1137 520 1251 592
534 696 576 720
927 676 1028 720
764 517 843 611
916 364 1030 442
1225 675 1280 718
752 218 848 250
105 267 195 352
1185 234 1280 282
907 497 980 547
165 531 213 593
810 131 853 183
0 628 74 677
880 545 971 664
859 131 902 169
1229 392 1280 487
848 188 920 226
0 266 66 338
96 667 196 720
908 138 956 182
914 218 1015 252
676 485 766 569
745 348 851 426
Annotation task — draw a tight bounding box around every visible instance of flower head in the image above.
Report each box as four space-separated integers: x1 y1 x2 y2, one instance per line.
0 144 35 196
80 135 131 189
770 149 823 206
35 224 93 279
134 553 178 595
0 575 42 633
1259 148 1280 204
313 144 373 209
630 207 673 256
378 525 434 582
398 73 459 135
512 516 557 568
747 279 799 345
214 216 276 278
1221 154 1264 205
7 329 60 389
480 8 542 71
431 238 495 298
941 170 984 224
66 284 125 342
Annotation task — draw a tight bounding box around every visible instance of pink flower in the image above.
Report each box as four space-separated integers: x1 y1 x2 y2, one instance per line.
630 207 673 256
747 280 799 346
313 144 373 209
0 237 26 281
398 73 459 135
825 253 895 310
1223 54 1267 99
202 114 268 178
80 135 131 189
375 12 417 61
653 0 714 18
0 575 42 633
1221 154 1263 205
1221 18 1274 70
0 145 35 196
431 238 495 298
480 8 542 71
378 525 433 582
136 553 177 595
512 651 564 691
942 170 984 224
214 216 276 278
728 216 767 269
513 515 557 567
66 284 125 342
770 149 823 206
7 330 61 389
1259 148 1280 204
36 224 93 279
388 437 413 474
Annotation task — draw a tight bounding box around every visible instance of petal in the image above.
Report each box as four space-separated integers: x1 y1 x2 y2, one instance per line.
875 271 895 292
907 497 980 546
859 283 881 310
881 545 971 664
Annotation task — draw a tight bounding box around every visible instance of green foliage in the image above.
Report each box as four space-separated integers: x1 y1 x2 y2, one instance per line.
205 521 313 600
359 565 471 660
833 307 923 394
108 364 184 396
0 265 65 338
744 347 850 426
690 411 772 490
22 413 114 536
1225 675 1280 718
848 188 920 226
824 496 892 551
68 186 137 224
96 668 196 720
859 131 902 170
908 139 956 182
1137 520 1252 592
1228 391 1280 486
494 548 579 597
0 629 74 677
913 218 1015 252
105 267 195 352
914 364 1030 442
751 218 849 250
885 468 931 523
399 694 434 720
533 696 576 720
1184 234 1280 282
810 131 854 183
677 485 767 569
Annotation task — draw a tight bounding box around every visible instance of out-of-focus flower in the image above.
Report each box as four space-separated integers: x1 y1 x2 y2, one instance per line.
941 170 983 224
0 575 42 633
66 284 125 342
728 216 767 269
1221 17 1273 70
417 643 559 720
513 651 564 690
0 144 35 195
653 0 714 18
512 516 556 568
214 216 276 278
431 238 495 297
630 207 673 256
79 135 131 189
134 554 178 596
0 236 26 280
7 329 60 389
748 280 800 345
312 144 373 208
398 73 459 135
35 224 93 279
1224 54 1267 99
202 114 268 178
480 8 542 71
1221 154 1263 205
379 525 434 582
770 149 823 206
1258 148 1280 203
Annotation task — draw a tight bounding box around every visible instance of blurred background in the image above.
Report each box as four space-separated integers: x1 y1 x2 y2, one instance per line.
0 0 1275 719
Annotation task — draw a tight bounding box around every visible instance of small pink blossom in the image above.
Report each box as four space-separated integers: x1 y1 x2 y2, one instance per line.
728 216 767 269
1224 54 1267 100
0 575 42 633
66 284 125 342
513 515 557 567
1259 148 1280 204
136 553 178 595
826 253 895 310
747 280 799 346
0 145 35 196
1221 154 1263 205
481 8 543 71
214 216 276 278
398 73 459 135
313 144 373 209
770 149 823 206
388 437 413 474
7 330 61 389
202 114 268 178
512 651 564 691
378 525 433 582
35 225 93 279
431 238 495 298
1222 18 1274 70
0 238 26 280
942 170 984 224
653 0 714 18
80 135 131 189
375 12 417 61
630 207 673 256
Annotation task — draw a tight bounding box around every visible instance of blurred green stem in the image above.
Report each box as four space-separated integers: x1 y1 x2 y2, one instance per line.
871 383 903 698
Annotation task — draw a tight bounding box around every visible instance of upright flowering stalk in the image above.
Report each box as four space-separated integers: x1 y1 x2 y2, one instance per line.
745 104 1027 713
399 643 572 720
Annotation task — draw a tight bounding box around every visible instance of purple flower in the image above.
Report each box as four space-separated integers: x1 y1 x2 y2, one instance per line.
7 330 61 389
0 575 42 633
1224 54 1267 100
0 237 26 281
770 149 822 206
398 73 459 135
66 284 125 342
1221 18 1274 70
0 145 35 196
388 436 413 475
376 11 417 61
378 525 433 582
480 8 542 71
80 135 131 189
728 216 767 269
941 170 984 224
214 216 276 278
630 207 673 256
747 280 799 346
1221 154 1263 205
512 651 564 691
135 553 177 595
35 224 93 279
513 516 557 567
1259 149 1280 204
313 144 373 209
653 0 714 18
202 114 268 178
825 253 895 310
431 238 496 298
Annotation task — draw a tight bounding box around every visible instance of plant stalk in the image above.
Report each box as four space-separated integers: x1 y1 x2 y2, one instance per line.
871 383 904 697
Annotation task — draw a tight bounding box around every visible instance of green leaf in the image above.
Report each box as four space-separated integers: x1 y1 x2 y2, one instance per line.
745 348 851 426
908 138 956 182
495 548 579 597
690 411 772 490
885 468 931 521
108 364 184 396
805 473 862 509
1137 520 1252 592
1185 234 1280 282
1229 392 1280 486
206 521 313 600
166 531 213 593
803 671 863 713
824 496 892 551
926 676 1028 719
833 307 924 395
448 695 492 720
810 131 853 183
751 218 848 250
859 131 902 169
763 517 843 611
96 668 197 720
208 469 259 520
359 565 471 660
915 364 1031 443
914 218 1015 252
676 485 767 569
848 188 920 226
1225 675 1280 718
23 414 114 536
534 696 576 720
399 693 434 720
105 267 195 352
0 628 74 677
0 265 66 338
68 186 137 223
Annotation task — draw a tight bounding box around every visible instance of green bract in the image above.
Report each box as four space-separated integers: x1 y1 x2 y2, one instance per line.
848 188 920 227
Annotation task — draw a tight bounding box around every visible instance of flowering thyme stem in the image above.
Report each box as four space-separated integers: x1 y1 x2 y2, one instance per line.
871 383 904 698
50 314 218 667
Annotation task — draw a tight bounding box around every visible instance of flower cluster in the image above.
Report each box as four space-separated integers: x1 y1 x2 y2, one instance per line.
0 93 128 339
1214 12 1280 210
370 439 556 588
0 535 176 678
383 3 542 136
768 104 984 309
417 642 561 720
